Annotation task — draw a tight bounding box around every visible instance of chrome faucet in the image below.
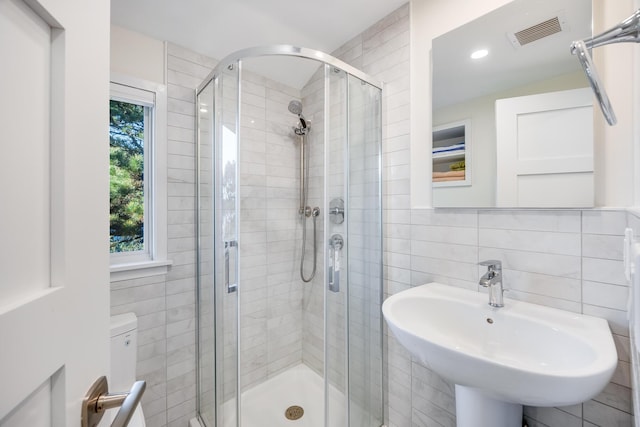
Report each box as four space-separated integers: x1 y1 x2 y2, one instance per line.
478 260 504 308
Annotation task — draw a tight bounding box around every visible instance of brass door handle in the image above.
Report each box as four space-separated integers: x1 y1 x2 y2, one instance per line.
81 376 146 427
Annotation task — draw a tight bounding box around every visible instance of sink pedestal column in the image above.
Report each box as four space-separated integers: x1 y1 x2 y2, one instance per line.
455 385 522 427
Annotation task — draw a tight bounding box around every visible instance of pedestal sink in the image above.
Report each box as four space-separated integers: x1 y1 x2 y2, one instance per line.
382 283 617 427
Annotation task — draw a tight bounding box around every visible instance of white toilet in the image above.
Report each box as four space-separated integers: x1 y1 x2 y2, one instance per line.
110 313 146 427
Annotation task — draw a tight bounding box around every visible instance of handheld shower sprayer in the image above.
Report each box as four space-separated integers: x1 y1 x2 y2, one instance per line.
288 100 308 134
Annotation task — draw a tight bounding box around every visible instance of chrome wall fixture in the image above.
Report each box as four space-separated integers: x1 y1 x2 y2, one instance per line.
288 100 320 283
329 198 344 224
570 9 640 126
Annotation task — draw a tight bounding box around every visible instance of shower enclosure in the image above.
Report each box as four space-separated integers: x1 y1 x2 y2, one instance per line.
196 46 383 427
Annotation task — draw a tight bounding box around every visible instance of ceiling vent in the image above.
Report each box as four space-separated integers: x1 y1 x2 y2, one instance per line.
507 13 567 48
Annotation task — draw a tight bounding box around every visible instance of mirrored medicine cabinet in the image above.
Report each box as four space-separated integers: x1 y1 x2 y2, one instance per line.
431 0 594 208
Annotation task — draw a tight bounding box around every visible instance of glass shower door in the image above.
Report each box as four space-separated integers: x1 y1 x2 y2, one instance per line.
346 75 383 427
197 78 216 427
325 63 348 427
324 68 383 427
197 61 241 427
214 63 240 427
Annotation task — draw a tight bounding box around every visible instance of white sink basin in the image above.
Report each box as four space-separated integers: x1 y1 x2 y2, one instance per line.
382 283 617 409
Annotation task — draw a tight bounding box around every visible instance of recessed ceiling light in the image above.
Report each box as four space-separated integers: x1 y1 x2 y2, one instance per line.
200 108 208 113
470 49 489 59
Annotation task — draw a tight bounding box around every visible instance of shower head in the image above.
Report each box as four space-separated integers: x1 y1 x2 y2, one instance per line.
288 100 303 115
288 100 308 133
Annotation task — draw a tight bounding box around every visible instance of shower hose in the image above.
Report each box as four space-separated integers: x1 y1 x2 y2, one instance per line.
300 211 317 283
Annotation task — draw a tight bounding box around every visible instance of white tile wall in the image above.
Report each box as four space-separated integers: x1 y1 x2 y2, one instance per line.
238 69 305 391
390 208 633 427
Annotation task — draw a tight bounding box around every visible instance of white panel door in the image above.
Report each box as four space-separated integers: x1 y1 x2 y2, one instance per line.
0 0 110 425
495 88 594 207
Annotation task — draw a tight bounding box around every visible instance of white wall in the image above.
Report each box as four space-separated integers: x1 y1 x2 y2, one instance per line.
111 25 166 84
410 0 638 208
592 0 637 207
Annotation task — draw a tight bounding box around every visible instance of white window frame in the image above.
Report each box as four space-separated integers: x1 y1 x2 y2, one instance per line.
109 73 171 281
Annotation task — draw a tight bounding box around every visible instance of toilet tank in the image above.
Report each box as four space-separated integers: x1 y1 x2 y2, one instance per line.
110 312 138 393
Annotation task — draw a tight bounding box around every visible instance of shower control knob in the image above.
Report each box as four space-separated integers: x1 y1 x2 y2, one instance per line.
329 198 344 224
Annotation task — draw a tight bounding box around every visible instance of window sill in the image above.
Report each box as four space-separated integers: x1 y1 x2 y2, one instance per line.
110 259 173 282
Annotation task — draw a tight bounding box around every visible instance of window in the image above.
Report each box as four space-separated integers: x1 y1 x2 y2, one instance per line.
109 75 170 281
109 96 149 254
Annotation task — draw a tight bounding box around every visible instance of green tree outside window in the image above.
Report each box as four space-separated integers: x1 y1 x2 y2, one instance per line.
110 100 145 252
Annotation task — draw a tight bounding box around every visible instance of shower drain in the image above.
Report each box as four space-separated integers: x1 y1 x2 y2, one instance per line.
285 405 304 420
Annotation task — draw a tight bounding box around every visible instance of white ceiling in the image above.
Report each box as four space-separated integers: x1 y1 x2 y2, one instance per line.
432 0 592 109
110 0 408 89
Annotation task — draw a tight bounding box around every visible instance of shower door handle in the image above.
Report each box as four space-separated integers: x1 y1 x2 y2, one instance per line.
328 234 344 293
225 240 238 293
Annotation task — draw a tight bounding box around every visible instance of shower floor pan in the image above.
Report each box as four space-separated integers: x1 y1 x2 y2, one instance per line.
222 364 352 427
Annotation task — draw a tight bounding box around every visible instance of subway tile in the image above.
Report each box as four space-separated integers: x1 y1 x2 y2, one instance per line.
111 296 166 317
168 125 195 143
614 334 631 363
168 140 194 157
478 247 581 279
583 234 624 260
167 43 217 68
411 240 477 263
166 383 196 411
583 258 627 286
411 255 478 282
411 224 478 246
411 403 456 427
523 406 581 427
412 208 478 228
479 209 581 233
166 398 196 423
111 282 166 306
611 360 632 389
167 69 204 90
138 354 166 377
582 210 627 235
505 289 582 313
501 269 581 302
168 83 195 102
593 382 633 415
479 228 581 256
583 281 629 311
110 274 165 291
583 399 632 426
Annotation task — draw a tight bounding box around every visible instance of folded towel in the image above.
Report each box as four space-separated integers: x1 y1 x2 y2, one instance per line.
450 160 465 171
433 142 465 154
433 171 465 178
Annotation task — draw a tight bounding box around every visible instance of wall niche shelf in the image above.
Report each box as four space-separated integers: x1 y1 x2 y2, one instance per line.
432 119 471 188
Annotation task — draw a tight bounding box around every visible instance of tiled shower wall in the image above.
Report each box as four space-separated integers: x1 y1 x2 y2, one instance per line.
237 67 306 390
